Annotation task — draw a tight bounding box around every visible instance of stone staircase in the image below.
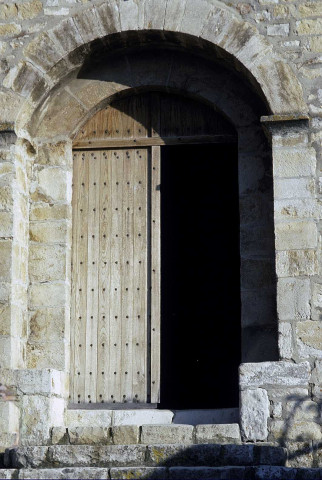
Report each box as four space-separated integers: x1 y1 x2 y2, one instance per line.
0 424 321 479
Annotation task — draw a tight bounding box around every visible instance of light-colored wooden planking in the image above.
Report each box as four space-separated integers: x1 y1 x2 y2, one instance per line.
84 152 100 404
108 150 124 403
71 151 89 404
132 148 148 403
121 149 135 403
96 150 111 403
150 146 161 403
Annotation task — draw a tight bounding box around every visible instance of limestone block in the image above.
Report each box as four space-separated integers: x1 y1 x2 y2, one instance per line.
29 283 66 308
253 466 297 479
143 0 167 30
30 222 69 244
285 442 314 468
273 148 316 178
110 467 167 479
66 409 112 428
37 142 72 168
118 0 143 31
16 369 65 397
0 185 13 211
111 425 139 445
0 304 11 336
275 221 317 250
274 178 315 199
147 444 222 466
0 402 19 433
36 167 71 203
30 204 70 222
72 7 105 43
20 396 65 446
285 400 319 423
0 212 12 237
96 1 120 34
27 341 67 370
24 33 63 74
141 424 194 445
0 470 19 479
51 427 69 445
66 79 125 111
267 24 290 36
69 427 111 445
297 321 322 359
240 388 269 441
311 284 322 321
49 18 83 55
195 424 241 444
4 62 46 99
0 240 11 282
277 278 310 320
180 0 213 36
113 409 173 426
0 24 21 37
296 19 322 35
0 4 18 19
49 444 146 467
270 419 321 442
29 307 66 344
29 244 66 282
17 0 42 19
275 198 321 221
21 468 109 479
239 361 310 388
278 322 293 359
9 446 49 468
276 250 317 277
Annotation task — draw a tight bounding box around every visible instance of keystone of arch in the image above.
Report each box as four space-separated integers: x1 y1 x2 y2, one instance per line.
10 0 307 135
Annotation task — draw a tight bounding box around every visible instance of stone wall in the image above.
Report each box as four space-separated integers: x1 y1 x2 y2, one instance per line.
0 0 320 455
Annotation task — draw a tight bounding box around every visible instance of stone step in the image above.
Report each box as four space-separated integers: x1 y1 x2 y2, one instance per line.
4 444 287 469
1 466 322 480
50 424 242 446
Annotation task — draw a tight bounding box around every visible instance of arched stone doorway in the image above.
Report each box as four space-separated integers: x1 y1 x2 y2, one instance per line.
70 91 241 408
1 0 313 446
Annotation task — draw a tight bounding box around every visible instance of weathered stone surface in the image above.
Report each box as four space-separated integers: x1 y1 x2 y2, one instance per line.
147 444 221 467
240 389 269 442
168 466 247 479
277 278 310 320
51 427 69 446
195 424 241 444
239 361 311 388
30 204 70 222
0 403 19 434
275 221 317 251
110 467 167 479
29 244 66 282
274 148 316 178
29 222 69 244
66 410 112 428
141 425 194 445
111 426 139 445
9 447 49 468
270 419 321 442
34 167 71 204
256 445 287 466
253 466 298 479
285 442 314 468
29 283 67 308
274 178 315 199
220 444 255 466
72 7 105 43
276 250 318 277
21 468 109 479
49 445 146 467
68 427 111 446
297 321 322 358
0 471 18 480
113 410 173 426
278 322 293 359
16 369 65 396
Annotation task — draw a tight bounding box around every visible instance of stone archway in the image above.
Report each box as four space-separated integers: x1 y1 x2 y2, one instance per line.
1 0 315 447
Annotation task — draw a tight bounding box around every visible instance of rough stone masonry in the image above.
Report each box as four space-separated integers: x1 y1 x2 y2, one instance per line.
0 0 320 471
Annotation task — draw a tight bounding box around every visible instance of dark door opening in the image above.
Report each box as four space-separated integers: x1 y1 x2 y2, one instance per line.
159 143 241 409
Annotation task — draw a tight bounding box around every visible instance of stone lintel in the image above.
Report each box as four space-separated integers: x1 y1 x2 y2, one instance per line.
260 114 310 124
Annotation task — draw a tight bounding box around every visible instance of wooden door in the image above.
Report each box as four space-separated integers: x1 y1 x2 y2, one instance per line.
70 147 160 405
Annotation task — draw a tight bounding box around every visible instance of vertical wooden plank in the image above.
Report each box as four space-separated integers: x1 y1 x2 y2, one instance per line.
84 151 100 404
71 151 89 404
120 149 134 403
132 148 148 403
108 149 124 403
96 150 111 403
151 146 161 403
